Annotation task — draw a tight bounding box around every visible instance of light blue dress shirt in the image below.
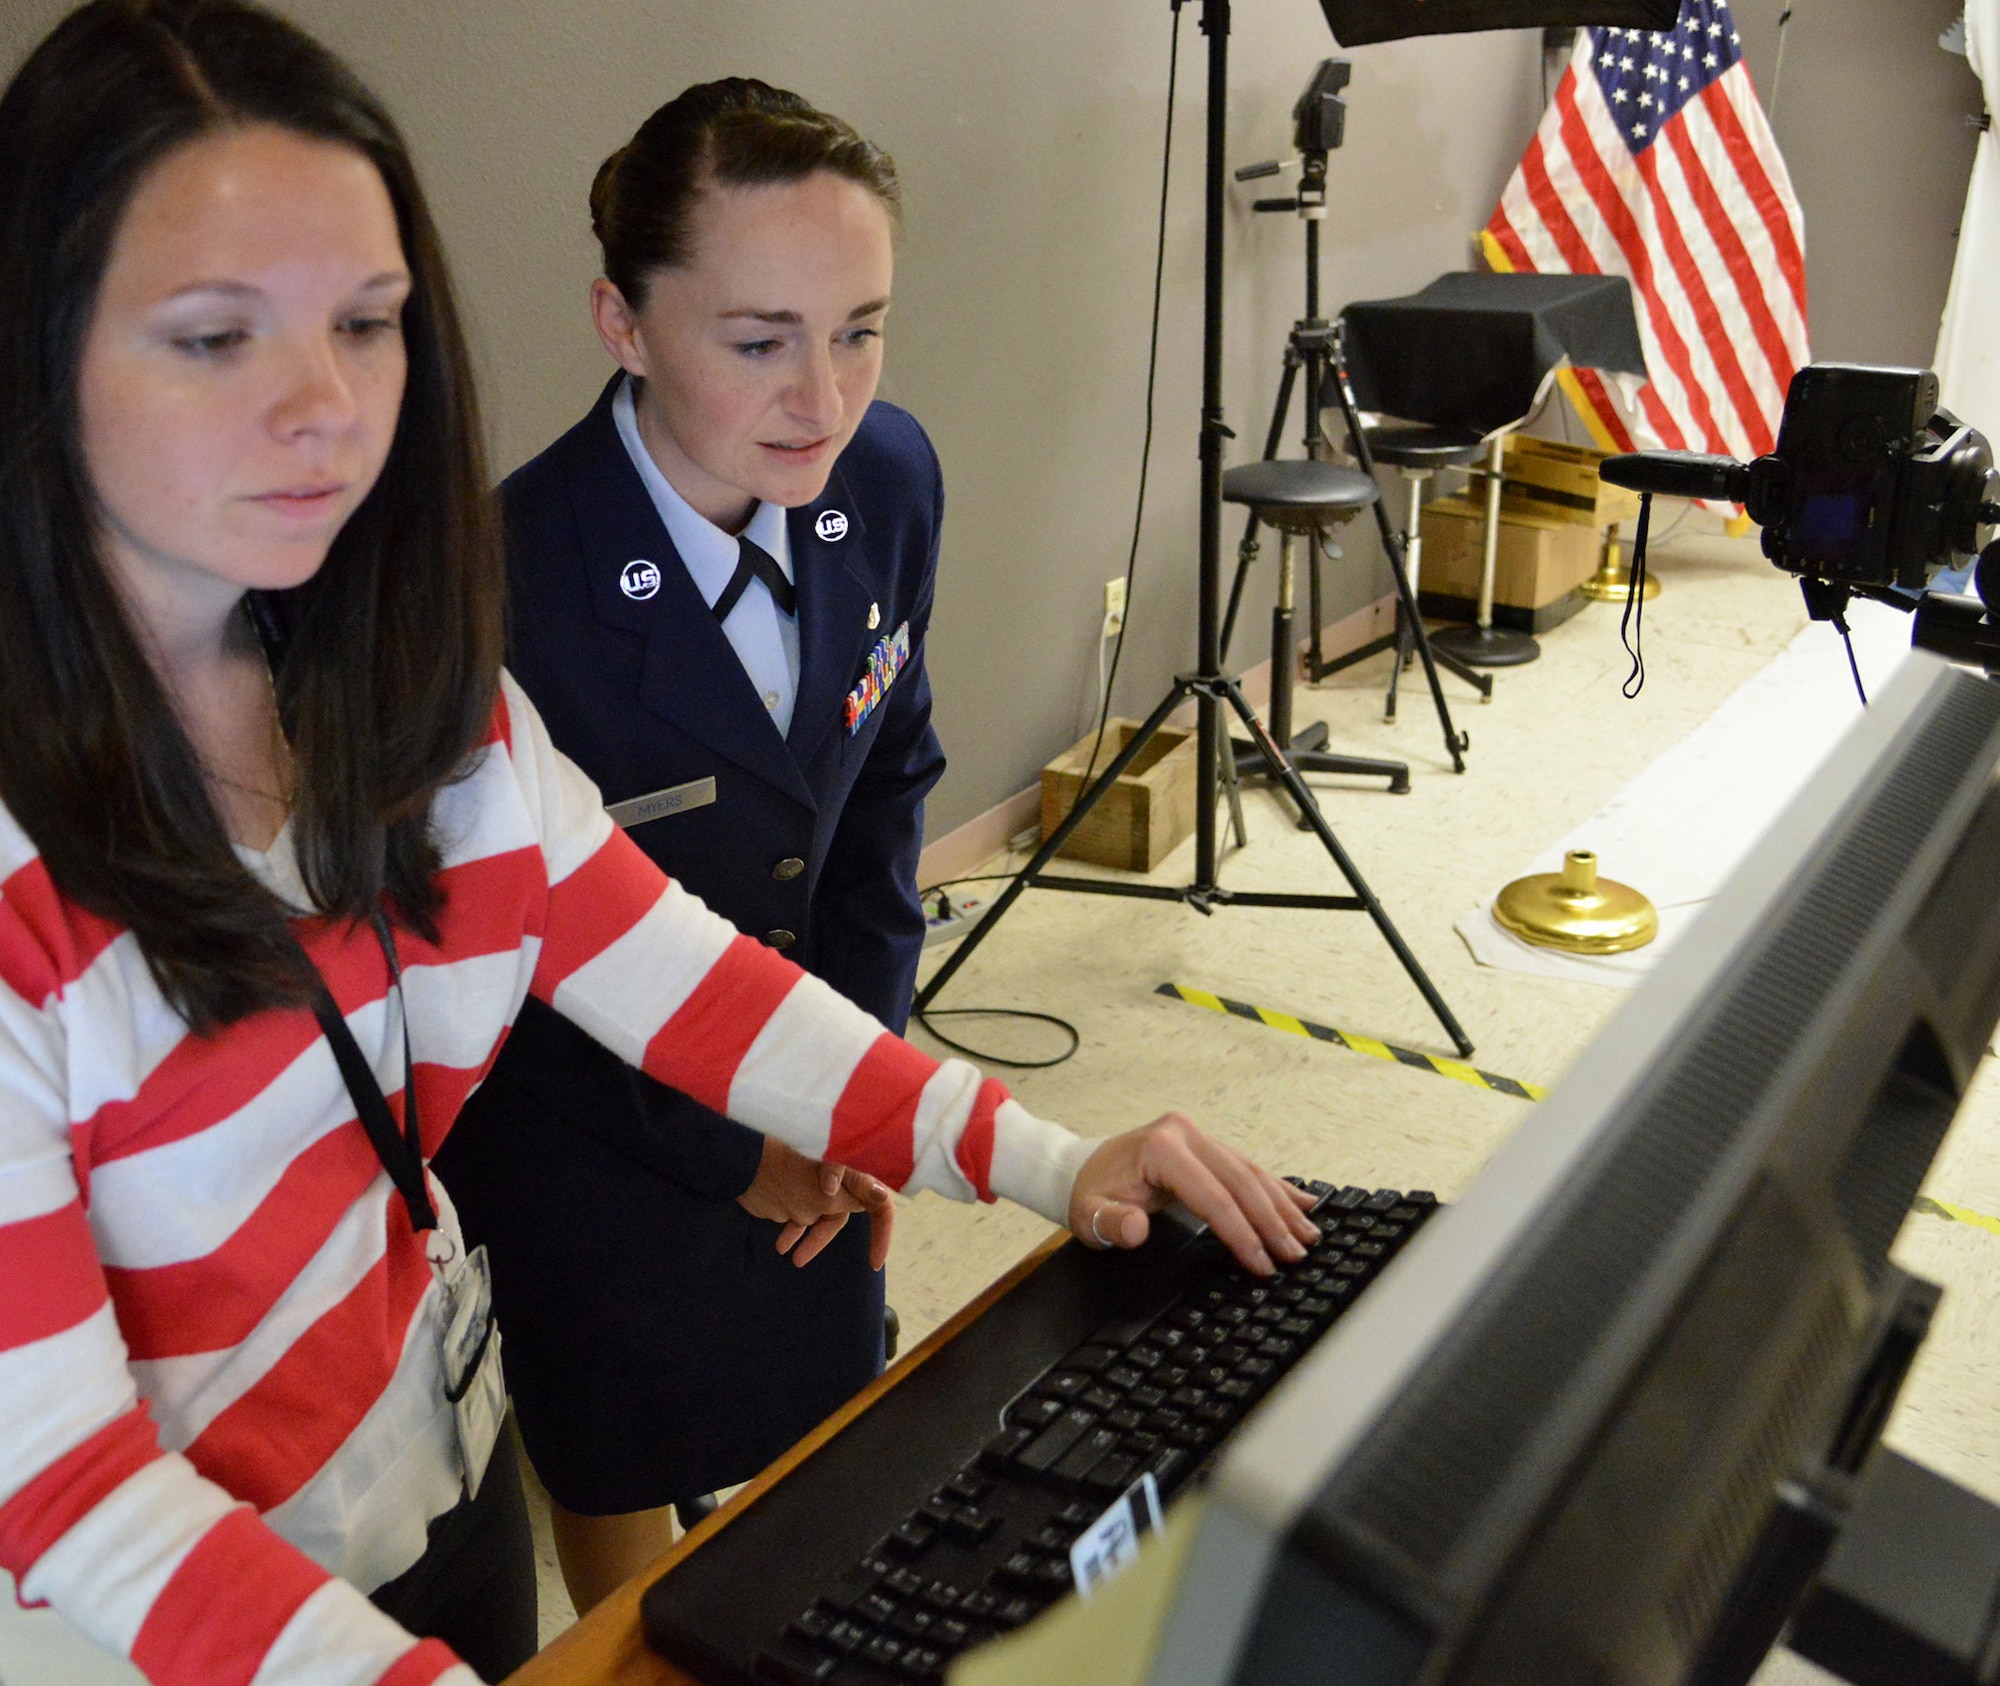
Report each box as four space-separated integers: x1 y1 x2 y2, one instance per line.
613 375 801 738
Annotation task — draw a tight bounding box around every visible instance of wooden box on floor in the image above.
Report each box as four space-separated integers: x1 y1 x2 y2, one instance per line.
1040 719 1197 872
1417 494 1603 632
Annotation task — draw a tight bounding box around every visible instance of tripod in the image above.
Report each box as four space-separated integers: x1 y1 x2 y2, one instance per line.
915 8 1473 1061
1221 139 1482 770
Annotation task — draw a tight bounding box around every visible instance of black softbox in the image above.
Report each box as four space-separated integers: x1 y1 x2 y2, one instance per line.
1321 0 1682 46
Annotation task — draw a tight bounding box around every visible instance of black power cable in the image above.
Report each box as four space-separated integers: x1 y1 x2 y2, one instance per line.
912 5 1184 1070
912 874 1079 1068
1080 0 1183 790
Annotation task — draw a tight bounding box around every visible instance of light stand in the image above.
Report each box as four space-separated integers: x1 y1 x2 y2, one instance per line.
916 0 1473 1060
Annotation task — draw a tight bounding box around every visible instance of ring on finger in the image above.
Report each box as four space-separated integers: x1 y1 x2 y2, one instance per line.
1090 1206 1111 1247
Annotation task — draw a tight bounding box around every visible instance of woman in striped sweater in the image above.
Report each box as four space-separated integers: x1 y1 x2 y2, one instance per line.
0 5 1319 1684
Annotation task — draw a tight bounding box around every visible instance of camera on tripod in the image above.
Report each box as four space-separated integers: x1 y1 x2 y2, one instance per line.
1233 59 1350 216
1600 364 2000 670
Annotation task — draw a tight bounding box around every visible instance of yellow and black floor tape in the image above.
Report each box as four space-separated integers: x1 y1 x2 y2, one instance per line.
1157 983 1549 1103
1160 985 2000 1236
1914 1195 2000 1237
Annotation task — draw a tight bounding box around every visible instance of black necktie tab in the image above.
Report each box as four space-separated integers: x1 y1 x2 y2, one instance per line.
712 535 797 623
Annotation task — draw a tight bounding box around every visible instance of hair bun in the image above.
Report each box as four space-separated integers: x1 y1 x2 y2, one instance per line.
592 80 898 306
588 143 630 239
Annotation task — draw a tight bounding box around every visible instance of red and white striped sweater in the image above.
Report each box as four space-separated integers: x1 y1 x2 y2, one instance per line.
0 674 1090 1686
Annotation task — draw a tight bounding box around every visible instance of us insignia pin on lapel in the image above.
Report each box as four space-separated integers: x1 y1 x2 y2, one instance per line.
815 509 850 542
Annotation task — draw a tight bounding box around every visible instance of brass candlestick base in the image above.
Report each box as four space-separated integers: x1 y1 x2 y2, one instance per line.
1577 535 1660 603
1494 849 1659 954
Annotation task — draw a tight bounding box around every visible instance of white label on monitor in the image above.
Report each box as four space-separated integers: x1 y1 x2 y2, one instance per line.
1070 1471 1164 1598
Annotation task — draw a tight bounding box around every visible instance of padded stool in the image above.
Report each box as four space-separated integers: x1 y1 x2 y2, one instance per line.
1362 424 1491 716
1219 460 1409 808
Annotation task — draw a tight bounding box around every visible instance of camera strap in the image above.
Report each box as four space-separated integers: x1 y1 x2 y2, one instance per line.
1621 493 1653 699
302 912 436 1240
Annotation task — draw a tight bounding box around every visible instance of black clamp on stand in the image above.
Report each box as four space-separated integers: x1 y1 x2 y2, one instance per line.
914 18 1471 1063
1226 67 1473 774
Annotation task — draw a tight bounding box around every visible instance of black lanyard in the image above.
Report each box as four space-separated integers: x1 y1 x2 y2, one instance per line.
304 912 435 1237
242 609 437 1241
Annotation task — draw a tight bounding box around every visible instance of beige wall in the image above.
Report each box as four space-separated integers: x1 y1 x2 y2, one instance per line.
1728 0 1980 372
4 0 1552 836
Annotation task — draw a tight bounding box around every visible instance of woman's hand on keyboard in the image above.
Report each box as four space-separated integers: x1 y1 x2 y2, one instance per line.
1068 1113 1318 1275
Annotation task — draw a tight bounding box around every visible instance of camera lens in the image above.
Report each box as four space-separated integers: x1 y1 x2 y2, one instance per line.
1943 441 1998 561
1976 540 2000 622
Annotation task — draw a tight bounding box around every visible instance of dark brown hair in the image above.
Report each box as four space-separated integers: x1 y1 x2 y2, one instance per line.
590 78 900 307
0 0 502 1031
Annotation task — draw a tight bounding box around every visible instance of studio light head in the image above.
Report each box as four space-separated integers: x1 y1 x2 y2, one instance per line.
1319 0 1681 46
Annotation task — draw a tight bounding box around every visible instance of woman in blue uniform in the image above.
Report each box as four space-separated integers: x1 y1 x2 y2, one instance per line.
436 80 952 1611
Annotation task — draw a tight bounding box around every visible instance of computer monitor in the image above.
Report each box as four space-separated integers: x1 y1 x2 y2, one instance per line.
1152 651 2000 1686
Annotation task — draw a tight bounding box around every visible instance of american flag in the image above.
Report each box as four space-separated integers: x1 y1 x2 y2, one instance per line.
1483 1 1809 464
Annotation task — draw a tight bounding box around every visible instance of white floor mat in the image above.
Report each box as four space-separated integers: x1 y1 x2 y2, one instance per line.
1455 594 1921 987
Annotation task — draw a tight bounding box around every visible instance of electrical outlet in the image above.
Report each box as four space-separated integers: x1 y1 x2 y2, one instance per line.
1102 576 1127 638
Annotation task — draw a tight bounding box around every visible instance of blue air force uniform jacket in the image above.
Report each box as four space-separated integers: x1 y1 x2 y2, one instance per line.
434 379 947 1511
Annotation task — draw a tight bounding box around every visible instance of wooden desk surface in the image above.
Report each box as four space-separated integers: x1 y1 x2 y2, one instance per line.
503 1234 1070 1686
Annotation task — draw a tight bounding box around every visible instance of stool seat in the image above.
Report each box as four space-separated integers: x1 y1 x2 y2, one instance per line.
1221 459 1378 532
1361 423 1487 470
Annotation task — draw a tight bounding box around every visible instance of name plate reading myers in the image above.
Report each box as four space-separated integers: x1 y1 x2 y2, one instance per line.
605 777 717 830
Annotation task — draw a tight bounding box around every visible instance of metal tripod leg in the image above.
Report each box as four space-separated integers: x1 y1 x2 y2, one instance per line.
1379 475 1496 718
915 668 1475 1058
1216 731 1249 853
1220 678 1473 1057
913 681 1197 1013
1319 347 1479 767
1301 477 1483 760
1385 474 1422 723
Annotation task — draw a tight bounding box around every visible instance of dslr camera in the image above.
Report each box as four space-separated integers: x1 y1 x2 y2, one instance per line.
1601 364 2000 666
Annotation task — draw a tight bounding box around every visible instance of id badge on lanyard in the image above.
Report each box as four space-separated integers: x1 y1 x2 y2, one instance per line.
434 1235 505 1496
306 913 504 1496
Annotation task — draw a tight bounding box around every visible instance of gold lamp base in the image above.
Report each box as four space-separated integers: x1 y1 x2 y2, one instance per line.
1494 849 1659 954
1577 536 1661 603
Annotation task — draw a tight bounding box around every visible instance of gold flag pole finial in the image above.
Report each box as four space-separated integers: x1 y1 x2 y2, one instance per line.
1578 529 1661 603
1494 849 1659 954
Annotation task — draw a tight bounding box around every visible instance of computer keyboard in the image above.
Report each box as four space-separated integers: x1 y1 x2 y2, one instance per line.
641 1180 1437 1686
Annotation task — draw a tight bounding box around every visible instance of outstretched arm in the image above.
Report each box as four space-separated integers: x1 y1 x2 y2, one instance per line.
508 675 1315 1271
